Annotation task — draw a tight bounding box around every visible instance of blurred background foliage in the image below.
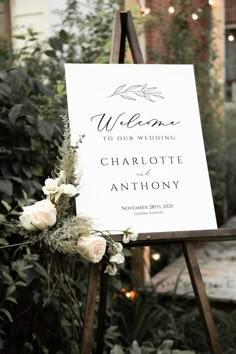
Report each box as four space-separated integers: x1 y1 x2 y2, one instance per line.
145 0 228 224
0 0 236 353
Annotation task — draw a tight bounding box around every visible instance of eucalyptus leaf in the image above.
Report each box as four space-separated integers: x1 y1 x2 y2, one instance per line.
0 238 8 246
9 104 23 125
37 120 55 140
0 83 11 97
6 285 16 296
1 200 11 212
0 309 13 322
0 180 13 196
6 296 18 304
130 341 142 354
110 344 125 354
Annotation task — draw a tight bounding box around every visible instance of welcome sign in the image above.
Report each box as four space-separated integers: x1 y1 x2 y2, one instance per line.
65 64 217 233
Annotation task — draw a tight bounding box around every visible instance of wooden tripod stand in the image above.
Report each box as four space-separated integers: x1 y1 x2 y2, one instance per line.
80 11 236 354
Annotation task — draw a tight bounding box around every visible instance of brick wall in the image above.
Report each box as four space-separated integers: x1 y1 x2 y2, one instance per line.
225 0 236 25
145 0 210 63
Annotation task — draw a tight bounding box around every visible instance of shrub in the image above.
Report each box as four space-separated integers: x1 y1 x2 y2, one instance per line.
0 0 118 351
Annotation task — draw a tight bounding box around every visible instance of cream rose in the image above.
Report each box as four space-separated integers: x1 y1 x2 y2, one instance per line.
20 199 57 232
77 235 106 263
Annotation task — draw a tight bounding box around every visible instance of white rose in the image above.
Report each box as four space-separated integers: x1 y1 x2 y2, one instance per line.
108 242 123 254
123 228 138 243
42 178 61 196
129 230 138 241
104 263 117 276
60 184 77 197
109 253 125 264
20 199 57 232
77 235 106 263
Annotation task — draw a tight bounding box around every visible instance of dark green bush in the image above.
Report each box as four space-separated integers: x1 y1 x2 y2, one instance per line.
0 68 63 205
0 0 117 352
225 105 236 217
105 291 236 354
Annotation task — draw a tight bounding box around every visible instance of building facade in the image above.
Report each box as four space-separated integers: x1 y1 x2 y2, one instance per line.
0 0 235 101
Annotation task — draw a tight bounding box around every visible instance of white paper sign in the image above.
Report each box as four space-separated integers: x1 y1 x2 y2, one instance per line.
65 64 217 233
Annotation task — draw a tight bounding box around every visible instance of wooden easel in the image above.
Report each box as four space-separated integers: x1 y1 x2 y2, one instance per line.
80 11 236 354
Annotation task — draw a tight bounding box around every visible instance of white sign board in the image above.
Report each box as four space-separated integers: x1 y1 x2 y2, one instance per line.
65 64 217 233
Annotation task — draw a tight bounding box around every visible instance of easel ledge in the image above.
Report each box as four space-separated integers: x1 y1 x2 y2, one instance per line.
112 228 236 245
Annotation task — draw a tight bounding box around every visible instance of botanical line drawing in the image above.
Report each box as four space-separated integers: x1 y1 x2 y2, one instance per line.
107 84 164 102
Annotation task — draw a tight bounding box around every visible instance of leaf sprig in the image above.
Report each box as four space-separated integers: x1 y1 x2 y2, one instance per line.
107 84 164 102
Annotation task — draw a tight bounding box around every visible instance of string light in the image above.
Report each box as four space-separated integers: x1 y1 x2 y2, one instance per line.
151 252 161 261
121 288 138 300
208 0 214 5
125 290 138 299
168 6 175 14
140 7 151 16
228 34 235 42
192 13 199 21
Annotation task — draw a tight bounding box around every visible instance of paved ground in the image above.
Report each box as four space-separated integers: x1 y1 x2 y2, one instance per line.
152 217 236 303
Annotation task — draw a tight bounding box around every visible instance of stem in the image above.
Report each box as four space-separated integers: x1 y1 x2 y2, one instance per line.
0 241 32 250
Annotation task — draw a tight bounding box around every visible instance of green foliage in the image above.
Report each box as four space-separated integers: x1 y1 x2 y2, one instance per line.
111 340 197 353
106 290 236 354
0 39 12 70
225 105 236 216
77 0 117 63
0 67 62 207
0 245 90 353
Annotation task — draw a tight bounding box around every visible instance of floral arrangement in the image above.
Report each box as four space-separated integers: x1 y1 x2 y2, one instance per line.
19 117 138 275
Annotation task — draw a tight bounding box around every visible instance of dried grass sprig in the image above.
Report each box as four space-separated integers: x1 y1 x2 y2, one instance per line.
39 216 92 255
55 115 78 186
53 115 80 220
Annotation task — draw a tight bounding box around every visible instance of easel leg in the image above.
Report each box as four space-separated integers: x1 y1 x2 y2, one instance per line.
80 263 99 354
95 261 109 354
182 242 222 354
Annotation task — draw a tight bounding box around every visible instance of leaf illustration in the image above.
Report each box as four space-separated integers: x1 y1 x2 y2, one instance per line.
134 92 145 97
121 95 136 100
113 84 126 95
144 87 158 92
108 83 164 102
125 85 142 92
149 91 162 95
150 92 164 98
145 96 155 102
